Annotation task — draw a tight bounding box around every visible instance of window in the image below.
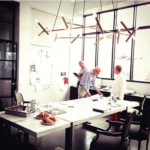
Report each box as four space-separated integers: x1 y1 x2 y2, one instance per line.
133 4 150 82
84 35 96 70
98 36 112 78
83 3 150 83
98 12 114 78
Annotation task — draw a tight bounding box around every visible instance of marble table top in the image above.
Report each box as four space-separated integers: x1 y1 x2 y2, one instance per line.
0 95 139 138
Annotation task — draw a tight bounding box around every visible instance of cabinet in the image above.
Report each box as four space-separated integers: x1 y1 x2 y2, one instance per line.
70 86 144 102
0 1 19 109
70 86 110 100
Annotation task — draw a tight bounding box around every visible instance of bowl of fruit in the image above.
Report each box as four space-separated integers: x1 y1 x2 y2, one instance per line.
41 115 57 125
35 112 50 119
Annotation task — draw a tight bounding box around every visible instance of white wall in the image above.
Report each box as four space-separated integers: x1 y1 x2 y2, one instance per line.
19 1 82 104
18 1 150 105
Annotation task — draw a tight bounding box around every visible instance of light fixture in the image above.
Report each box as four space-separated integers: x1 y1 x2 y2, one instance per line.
126 27 137 42
61 14 69 29
95 16 104 34
120 21 132 35
35 19 49 35
71 34 80 43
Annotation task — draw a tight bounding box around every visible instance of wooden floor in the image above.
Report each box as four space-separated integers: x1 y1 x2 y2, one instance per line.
20 116 149 150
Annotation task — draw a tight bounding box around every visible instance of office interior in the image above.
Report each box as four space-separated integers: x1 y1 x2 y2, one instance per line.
0 0 150 108
0 1 150 150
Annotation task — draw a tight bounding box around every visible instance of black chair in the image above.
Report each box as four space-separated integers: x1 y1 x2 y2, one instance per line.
89 111 136 150
120 96 147 121
127 95 147 115
129 107 150 150
14 90 30 105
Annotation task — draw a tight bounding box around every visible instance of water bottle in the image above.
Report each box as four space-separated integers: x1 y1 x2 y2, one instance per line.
113 94 117 106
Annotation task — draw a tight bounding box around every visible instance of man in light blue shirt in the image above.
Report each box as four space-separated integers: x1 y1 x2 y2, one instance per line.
78 66 103 98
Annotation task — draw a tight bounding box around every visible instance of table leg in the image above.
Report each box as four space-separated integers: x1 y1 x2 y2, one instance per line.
65 123 73 150
24 132 29 144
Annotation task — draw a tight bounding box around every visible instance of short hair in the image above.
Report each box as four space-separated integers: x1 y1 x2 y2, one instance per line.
79 60 84 65
95 66 101 74
115 65 122 72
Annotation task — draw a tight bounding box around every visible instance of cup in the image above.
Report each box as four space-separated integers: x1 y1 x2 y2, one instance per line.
26 106 31 112
100 95 103 99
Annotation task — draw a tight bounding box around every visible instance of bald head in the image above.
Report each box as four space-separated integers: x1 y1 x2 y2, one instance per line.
93 66 101 75
79 60 84 67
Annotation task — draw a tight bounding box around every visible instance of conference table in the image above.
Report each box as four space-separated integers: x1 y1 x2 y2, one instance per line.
0 95 139 150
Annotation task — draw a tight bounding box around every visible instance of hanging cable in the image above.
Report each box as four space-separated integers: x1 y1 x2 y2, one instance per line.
82 0 85 22
71 0 76 26
53 0 62 30
100 0 102 12
112 0 115 10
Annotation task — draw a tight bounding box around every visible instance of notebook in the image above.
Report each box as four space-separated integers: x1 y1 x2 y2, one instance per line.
93 106 111 113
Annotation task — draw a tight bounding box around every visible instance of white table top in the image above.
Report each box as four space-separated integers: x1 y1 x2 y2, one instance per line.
0 111 70 138
0 95 139 138
55 96 139 125
15 117 70 138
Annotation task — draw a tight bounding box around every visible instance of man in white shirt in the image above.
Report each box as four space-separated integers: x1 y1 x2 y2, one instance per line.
110 65 126 121
111 65 126 100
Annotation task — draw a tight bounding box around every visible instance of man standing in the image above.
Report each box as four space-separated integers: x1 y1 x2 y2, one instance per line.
110 65 126 121
78 66 102 98
111 65 126 100
76 60 87 87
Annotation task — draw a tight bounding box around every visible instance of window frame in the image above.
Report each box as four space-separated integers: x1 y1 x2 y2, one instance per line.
82 2 150 84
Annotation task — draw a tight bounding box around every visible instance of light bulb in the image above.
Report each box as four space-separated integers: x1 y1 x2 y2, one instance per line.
93 12 97 18
102 34 107 39
35 19 39 23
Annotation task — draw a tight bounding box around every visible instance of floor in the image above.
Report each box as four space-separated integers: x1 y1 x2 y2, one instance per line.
13 116 149 150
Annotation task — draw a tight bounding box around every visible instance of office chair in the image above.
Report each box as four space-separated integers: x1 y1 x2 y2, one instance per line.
120 96 148 121
89 111 136 150
119 107 150 150
128 95 147 115
14 90 30 105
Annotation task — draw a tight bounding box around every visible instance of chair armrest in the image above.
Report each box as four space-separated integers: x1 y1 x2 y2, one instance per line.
96 129 122 137
131 121 140 125
106 119 124 126
135 114 142 117
119 118 126 122
119 114 141 124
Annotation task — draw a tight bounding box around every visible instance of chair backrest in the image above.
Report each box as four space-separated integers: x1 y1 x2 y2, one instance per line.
142 96 150 112
121 111 136 141
141 95 147 110
140 107 150 131
14 90 24 105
